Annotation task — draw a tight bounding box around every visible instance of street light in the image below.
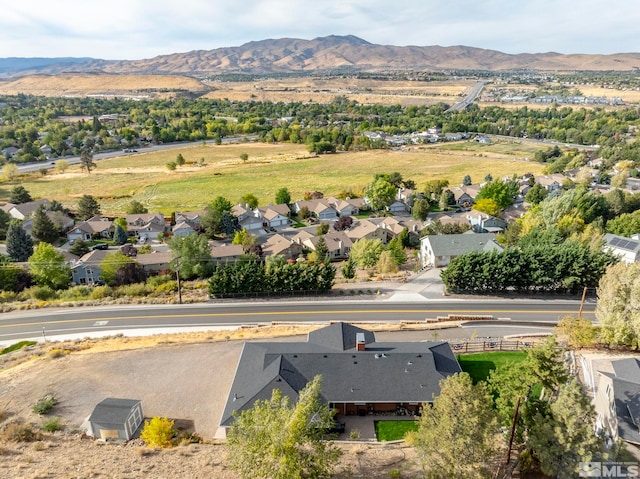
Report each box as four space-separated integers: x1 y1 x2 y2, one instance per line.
172 255 182 305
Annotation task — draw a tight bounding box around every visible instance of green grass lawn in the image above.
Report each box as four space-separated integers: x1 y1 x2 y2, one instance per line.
458 351 528 384
374 420 418 441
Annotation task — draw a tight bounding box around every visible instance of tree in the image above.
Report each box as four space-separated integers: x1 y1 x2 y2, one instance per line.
476 179 518 211
28 242 70 289
240 193 259 209
424 179 448 201
79 148 96 174
239 152 249 163
99 251 134 285
473 198 501 217
6 221 33 261
233 228 256 251
9 185 32 204
316 223 329 235
333 216 353 231
54 159 69 173
377 250 398 275
341 257 356 280
407 373 499 478
168 233 213 279
0 255 32 292
525 380 603 479
525 183 549 205
387 237 406 265
76 195 101 221
484 173 493 182
140 417 175 448
597 262 640 347
275 187 291 205
349 238 385 269
202 196 236 238
113 261 147 286
175 153 186 166
30 207 58 244
69 239 90 257
314 237 329 263
606 210 640 237
365 176 396 211
126 200 148 214
438 190 450 211
226 375 341 479
113 224 128 245
412 198 431 221
0 209 10 240
555 315 597 348
1 163 18 182
166 161 177 171
462 174 472 186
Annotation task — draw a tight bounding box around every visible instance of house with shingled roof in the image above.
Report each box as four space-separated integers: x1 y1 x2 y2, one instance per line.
218 322 461 436
419 232 503 267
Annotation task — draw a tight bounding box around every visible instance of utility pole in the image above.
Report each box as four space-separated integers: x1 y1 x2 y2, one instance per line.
173 255 182 305
578 286 588 318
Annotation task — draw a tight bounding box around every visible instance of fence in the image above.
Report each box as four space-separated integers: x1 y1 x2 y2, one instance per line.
449 339 536 354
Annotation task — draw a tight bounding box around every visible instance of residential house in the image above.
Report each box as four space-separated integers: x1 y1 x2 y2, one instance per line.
174 210 204 228
172 221 196 237
447 187 475 209
346 219 390 244
419 232 503 267
218 322 461 436
595 358 640 445
1 146 19 159
293 199 339 221
603 234 640 264
67 216 114 242
210 244 245 264
260 206 290 229
535 174 565 191
232 204 265 233
125 213 166 241
302 232 352 260
135 251 172 275
261 234 303 261
327 197 363 217
292 229 316 245
3 199 51 221
466 210 508 233
387 200 409 214
71 249 111 285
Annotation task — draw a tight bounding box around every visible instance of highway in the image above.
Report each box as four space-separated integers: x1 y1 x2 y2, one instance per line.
446 80 486 112
0 299 594 344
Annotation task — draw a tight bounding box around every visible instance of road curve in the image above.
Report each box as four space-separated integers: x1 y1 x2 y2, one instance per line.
0 299 594 344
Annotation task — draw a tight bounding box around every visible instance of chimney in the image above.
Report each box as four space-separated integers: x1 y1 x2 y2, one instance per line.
356 333 366 351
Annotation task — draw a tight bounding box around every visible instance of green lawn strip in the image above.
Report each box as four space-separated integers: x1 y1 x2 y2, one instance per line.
458 351 528 384
1 340 38 355
374 420 418 441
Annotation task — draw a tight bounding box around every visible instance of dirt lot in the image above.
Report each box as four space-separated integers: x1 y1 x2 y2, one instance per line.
0 326 431 478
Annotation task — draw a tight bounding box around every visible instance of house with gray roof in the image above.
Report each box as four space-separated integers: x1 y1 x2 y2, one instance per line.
595 358 640 445
419 232 503 267
218 322 461 436
87 398 143 441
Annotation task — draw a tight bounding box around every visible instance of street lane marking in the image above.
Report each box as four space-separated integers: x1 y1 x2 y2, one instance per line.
93 321 109 326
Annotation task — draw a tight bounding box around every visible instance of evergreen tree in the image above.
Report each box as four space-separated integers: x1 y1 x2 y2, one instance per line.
113 224 128 245
314 237 329 263
462 174 472 186
9 185 32 204
79 148 96 173
31 207 58 244
6 221 33 262
126 200 148 214
275 187 291 205
341 257 357 279
0 209 11 240
76 195 101 221
69 239 91 257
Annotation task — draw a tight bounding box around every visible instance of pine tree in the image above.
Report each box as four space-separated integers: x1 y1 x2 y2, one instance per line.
6 221 34 261
9 185 32 204
113 224 128 245
76 195 101 221
31 207 58 244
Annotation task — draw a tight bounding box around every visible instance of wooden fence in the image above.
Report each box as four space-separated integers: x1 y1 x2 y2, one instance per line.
449 339 535 354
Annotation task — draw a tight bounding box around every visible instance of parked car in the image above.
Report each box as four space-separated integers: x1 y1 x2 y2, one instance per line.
92 243 109 250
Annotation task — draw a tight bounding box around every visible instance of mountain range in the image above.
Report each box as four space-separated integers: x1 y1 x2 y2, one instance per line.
1 35 640 77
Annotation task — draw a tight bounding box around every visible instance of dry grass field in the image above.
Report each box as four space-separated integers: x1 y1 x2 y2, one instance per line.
0 74 210 98
204 77 472 105
3 140 546 215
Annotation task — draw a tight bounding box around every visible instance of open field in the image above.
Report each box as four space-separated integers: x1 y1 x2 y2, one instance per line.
2 140 545 215
0 74 210 98
204 77 472 106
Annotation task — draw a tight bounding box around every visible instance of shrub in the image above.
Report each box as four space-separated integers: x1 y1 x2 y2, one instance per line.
349 429 361 440
1 421 40 442
89 285 113 300
32 394 56 415
25 285 58 301
115 283 149 297
140 417 175 448
1 340 37 355
155 281 178 293
41 417 62 432
0 291 18 303
146 274 174 289
59 286 93 301
46 349 65 359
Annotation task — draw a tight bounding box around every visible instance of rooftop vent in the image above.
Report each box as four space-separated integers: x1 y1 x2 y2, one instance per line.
356 332 366 351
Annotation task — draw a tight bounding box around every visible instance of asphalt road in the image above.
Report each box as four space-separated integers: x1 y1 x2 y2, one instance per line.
0 299 594 344
446 80 486 112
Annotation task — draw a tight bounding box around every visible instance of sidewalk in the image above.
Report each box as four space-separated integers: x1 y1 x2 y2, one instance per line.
385 268 445 302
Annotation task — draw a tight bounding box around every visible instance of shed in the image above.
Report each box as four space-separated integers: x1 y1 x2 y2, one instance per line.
88 398 143 440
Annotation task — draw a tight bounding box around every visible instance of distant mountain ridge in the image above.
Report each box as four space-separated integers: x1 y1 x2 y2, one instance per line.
2 35 640 77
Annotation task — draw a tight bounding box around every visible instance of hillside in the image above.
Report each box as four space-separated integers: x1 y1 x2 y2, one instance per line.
2 35 640 78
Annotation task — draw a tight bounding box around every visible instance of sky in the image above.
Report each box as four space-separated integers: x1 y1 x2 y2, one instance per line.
2 0 639 60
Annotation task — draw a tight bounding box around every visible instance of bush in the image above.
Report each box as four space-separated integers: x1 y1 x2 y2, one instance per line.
1 340 37 355
0 291 18 303
59 286 93 301
46 348 65 359
41 417 63 432
146 274 174 288
24 285 58 301
115 283 149 297
89 285 113 300
140 417 175 448
1 421 40 442
154 281 178 293
32 394 56 415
